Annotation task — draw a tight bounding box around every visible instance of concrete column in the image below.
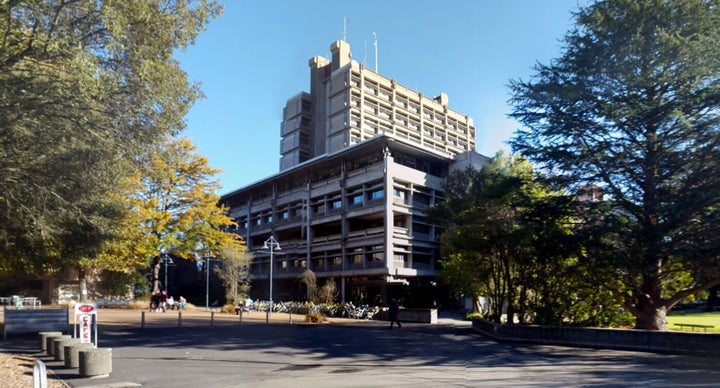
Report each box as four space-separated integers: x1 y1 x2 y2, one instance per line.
64 343 94 368
54 338 79 361
38 331 62 352
79 348 112 377
46 334 70 357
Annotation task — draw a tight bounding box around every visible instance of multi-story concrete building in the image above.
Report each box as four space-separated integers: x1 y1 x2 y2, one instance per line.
220 40 487 306
280 40 476 171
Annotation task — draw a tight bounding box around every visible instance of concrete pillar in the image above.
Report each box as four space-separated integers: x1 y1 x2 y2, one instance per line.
79 348 112 377
47 335 71 357
54 338 79 361
64 343 94 368
38 331 62 352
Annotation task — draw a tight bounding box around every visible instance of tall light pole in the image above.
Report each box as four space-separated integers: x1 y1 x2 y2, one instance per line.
205 251 212 310
160 253 174 292
263 236 280 323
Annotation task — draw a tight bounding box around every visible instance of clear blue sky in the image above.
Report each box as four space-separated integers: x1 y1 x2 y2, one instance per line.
176 0 587 194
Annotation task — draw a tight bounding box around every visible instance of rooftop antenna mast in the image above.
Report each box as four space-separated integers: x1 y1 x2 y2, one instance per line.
342 17 347 41
373 32 378 73
363 40 367 66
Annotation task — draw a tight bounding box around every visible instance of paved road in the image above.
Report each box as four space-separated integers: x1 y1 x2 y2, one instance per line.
3 309 720 387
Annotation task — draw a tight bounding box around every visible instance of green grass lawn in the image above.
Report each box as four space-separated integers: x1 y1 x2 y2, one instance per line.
666 311 720 332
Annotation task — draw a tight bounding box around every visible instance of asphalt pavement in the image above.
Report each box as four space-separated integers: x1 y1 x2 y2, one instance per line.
3 308 720 387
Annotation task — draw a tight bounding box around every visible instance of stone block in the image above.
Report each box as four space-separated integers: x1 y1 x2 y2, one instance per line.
79 347 112 378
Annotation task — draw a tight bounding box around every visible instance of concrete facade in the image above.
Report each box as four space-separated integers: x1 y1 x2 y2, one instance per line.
220 40 487 305
280 40 476 171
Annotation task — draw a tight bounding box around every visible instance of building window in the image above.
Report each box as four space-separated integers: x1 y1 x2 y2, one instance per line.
394 253 407 267
368 189 384 201
349 193 363 205
350 254 362 264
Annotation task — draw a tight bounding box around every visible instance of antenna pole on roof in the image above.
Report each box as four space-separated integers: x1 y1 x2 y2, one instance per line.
343 17 347 41
373 32 378 73
363 40 367 66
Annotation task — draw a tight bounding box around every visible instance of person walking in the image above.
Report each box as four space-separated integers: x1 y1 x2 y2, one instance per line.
150 291 160 312
388 298 401 329
159 290 168 312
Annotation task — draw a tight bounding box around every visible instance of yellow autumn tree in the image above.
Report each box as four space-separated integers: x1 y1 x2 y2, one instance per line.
91 136 244 293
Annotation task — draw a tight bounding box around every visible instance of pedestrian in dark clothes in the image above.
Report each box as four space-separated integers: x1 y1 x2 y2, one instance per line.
388 298 401 329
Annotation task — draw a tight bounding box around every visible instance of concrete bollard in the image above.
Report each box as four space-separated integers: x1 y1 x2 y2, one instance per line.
47 335 71 357
64 343 94 368
79 348 112 378
38 331 62 352
54 337 79 361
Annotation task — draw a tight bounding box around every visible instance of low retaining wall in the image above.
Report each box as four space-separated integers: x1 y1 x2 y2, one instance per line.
399 308 437 324
377 308 437 323
472 319 720 355
3 307 69 340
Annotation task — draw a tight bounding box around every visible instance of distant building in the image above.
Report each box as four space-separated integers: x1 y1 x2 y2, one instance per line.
220 40 488 305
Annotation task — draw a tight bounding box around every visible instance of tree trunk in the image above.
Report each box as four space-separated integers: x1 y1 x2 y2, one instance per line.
473 295 482 314
503 255 515 325
634 257 667 330
517 283 527 325
79 274 88 303
151 258 161 293
634 302 667 330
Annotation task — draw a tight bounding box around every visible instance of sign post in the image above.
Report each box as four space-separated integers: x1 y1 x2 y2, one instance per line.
74 303 98 347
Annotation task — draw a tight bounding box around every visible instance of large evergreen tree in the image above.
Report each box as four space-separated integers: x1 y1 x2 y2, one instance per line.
509 0 720 329
0 1 221 275
428 153 590 325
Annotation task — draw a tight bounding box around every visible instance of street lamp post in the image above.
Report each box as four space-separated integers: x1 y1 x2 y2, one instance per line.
263 236 280 323
160 253 174 292
205 253 212 310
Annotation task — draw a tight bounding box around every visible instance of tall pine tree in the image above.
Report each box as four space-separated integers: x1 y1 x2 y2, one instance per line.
510 0 720 329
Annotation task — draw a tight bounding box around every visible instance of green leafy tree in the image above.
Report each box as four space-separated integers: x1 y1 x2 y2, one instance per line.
429 153 584 324
509 0 720 330
0 1 222 276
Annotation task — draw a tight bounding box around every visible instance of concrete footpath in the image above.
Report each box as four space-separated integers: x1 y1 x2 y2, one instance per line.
3 308 720 387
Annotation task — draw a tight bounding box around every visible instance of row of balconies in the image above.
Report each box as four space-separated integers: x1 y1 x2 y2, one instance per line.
251 253 435 278
234 191 440 232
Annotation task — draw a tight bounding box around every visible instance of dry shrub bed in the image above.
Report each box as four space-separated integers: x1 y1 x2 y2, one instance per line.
0 352 67 387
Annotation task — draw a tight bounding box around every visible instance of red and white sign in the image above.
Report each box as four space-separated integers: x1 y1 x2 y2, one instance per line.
79 314 92 344
75 303 97 315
